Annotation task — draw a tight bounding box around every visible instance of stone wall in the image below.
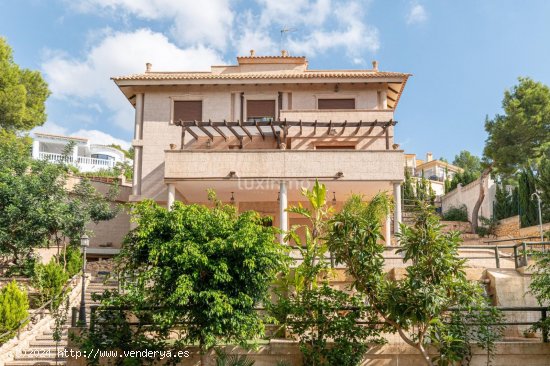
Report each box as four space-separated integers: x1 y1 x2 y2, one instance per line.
494 216 521 238
66 339 550 366
440 221 472 233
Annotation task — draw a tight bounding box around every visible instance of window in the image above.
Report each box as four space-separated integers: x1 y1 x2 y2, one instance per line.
173 100 202 122
91 154 115 161
318 98 355 109
246 100 275 122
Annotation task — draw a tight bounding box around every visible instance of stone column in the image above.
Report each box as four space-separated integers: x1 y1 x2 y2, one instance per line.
385 213 392 246
167 183 176 211
393 182 402 234
279 181 288 244
132 93 144 196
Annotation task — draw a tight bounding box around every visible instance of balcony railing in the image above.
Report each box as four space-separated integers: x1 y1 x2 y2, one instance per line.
37 152 116 169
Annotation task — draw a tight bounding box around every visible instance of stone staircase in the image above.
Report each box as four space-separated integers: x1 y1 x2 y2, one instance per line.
3 276 117 366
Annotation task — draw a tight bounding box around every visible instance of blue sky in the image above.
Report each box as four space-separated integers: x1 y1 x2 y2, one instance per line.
1 0 550 160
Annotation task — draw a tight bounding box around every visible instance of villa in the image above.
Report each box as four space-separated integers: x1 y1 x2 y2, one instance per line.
112 51 410 244
406 152 463 196
32 132 129 173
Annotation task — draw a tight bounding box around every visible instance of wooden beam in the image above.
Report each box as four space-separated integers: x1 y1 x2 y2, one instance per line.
313 120 318 135
269 120 277 137
388 85 399 94
210 120 227 141
387 95 397 102
239 120 253 140
225 119 241 139
338 120 347 136
327 120 332 135
353 120 362 135
367 119 377 135
384 125 389 150
299 120 303 136
186 126 199 141
180 127 186 149
195 120 214 141
255 122 265 140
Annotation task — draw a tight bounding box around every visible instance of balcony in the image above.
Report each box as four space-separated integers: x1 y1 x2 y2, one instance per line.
37 152 116 171
165 149 404 181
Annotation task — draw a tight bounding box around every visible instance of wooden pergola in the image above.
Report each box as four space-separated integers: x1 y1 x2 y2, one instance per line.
174 119 397 149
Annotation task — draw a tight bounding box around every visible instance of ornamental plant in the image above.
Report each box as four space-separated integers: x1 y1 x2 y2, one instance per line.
328 200 503 366
272 181 386 366
0 280 29 343
80 193 288 366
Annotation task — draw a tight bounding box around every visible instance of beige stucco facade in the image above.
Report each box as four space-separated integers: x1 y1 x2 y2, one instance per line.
113 54 410 243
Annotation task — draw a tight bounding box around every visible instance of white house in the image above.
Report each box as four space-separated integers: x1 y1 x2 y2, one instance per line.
32 132 129 173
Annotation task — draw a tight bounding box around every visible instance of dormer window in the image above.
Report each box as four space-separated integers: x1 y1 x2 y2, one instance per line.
246 100 275 122
318 98 355 109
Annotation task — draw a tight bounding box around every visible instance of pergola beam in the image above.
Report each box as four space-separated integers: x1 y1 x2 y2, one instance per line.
196 120 214 141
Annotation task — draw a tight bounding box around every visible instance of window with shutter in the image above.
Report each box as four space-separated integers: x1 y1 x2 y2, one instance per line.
173 101 202 122
317 98 355 109
246 100 276 122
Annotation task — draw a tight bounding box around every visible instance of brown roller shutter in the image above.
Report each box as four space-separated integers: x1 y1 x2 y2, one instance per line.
318 98 355 109
174 101 202 122
247 100 276 120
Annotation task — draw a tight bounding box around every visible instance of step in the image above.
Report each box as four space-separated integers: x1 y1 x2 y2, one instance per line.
29 340 69 347
14 354 67 361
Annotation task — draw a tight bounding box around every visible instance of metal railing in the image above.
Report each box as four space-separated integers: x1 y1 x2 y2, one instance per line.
77 304 549 343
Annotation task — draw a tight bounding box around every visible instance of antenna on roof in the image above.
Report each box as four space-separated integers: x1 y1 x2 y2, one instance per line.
280 27 296 53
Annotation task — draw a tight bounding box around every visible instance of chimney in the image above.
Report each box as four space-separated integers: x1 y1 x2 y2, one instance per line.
249 49 256 57
281 50 288 57
426 152 433 162
372 60 379 71
145 62 152 72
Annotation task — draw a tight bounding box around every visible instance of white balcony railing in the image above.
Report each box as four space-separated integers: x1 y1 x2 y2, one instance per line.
38 152 73 163
37 152 116 170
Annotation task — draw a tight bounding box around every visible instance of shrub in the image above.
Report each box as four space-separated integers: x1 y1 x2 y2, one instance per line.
60 246 83 278
476 216 499 238
4 254 38 278
0 280 29 343
442 205 469 222
32 260 69 306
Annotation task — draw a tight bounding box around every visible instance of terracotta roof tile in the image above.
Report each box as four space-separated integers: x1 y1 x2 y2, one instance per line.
112 70 409 81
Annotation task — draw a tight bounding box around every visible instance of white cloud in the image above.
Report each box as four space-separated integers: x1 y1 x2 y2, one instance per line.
42 28 224 131
406 3 428 25
68 0 234 49
32 121 131 149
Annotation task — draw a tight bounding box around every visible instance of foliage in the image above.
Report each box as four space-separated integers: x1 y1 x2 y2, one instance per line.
448 170 480 192
80 196 288 365
215 349 255 366
0 37 50 131
453 150 483 175
328 201 503 366
493 184 518 220
0 280 29 343
58 246 83 278
80 161 133 181
0 132 119 270
284 283 384 366
484 77 550 176
442 205 469 222
537 154 550 222
476 216 499 238
529 251 550 338
274 184 389 366
403 169 416 200
416 176 436 205
518 168 538 228
32 260 69 307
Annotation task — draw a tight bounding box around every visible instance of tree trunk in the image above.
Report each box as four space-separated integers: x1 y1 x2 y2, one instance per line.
418 343 434 366
472 167 492 233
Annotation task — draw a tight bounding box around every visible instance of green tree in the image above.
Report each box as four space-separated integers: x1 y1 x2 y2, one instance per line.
537 154 550 222
529 251 550 339
85 196 287 366
0 37 50 131
403 169 416 200
493 184 517 220
328 202 503 365
275 182 386 366
0 133 119 269
484 77 550 176
32 260 69 306
518 168 538 228
453 150 482 175
0 280 29 343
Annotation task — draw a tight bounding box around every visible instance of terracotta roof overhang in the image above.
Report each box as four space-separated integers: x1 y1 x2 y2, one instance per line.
112 71 411 110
